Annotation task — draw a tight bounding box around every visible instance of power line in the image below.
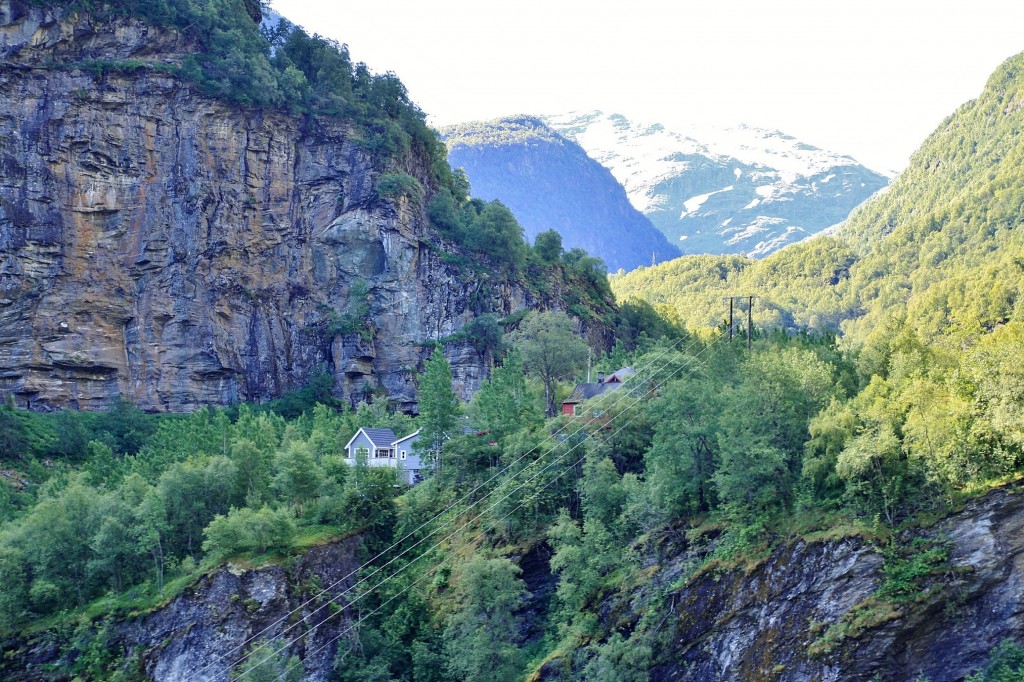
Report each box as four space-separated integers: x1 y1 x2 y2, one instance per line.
232 333 715 680
190 330 710 680
267 329 731 681
242 330 731 681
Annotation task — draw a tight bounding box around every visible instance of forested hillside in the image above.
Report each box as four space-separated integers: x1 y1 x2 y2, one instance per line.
4 313 1024 680
611 51 1024 343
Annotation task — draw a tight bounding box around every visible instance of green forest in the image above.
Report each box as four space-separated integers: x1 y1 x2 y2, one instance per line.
2 308 1023 679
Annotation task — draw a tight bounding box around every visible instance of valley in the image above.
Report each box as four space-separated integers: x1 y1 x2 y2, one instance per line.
0 1 1022 681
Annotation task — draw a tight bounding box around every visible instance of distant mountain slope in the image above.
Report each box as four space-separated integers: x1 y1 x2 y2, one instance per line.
546 112 890 257
831 51 1024 341
611 51 1024 343
441 116 680 272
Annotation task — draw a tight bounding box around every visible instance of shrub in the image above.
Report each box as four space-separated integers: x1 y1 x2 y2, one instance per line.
202 506 296 560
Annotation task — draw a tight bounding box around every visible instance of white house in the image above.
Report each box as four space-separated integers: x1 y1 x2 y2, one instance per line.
344 427 425 485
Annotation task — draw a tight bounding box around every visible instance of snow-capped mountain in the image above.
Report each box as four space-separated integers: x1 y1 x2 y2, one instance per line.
544 111 890 257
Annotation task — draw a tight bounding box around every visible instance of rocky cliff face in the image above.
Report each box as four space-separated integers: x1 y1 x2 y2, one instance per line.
3 535 363 681
0 1 535 412
534 487 1024 681
121 538 361 682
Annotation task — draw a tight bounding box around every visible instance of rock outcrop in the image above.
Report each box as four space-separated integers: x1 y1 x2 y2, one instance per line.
0 1 542 412
123 538 361 682
650 488 1024 681
532 487 1024 681
2 535 363 681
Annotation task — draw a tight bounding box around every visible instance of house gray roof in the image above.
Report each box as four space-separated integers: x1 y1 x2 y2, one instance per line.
359 428 398 448
564 382 613 404
564 367 636 404
392 430 420 446
605 367 635 383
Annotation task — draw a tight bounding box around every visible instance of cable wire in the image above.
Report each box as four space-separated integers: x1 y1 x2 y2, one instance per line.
188 329 712 680
242 330 731 681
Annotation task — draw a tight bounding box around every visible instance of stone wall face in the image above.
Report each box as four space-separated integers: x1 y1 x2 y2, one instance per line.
0 1 528 412
646 489 1024 681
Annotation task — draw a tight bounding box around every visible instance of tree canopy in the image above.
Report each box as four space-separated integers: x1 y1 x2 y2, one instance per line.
506 311 589 417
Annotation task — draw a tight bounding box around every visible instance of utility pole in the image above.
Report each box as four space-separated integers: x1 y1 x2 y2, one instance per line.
747 294 754 351
723 295 756 349
723 297 735 341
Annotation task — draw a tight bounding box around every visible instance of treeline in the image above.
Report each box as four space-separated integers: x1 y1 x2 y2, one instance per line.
439 115 564 151
0 398 408 631
610 239 859 332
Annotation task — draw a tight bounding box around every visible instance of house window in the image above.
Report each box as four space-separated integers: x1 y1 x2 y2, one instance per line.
375 448 394 458
355 446 369 459
401 450 407 460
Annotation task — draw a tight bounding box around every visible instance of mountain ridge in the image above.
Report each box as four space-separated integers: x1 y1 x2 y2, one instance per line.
440 116 681 272
611 50 1024 344
545 110 890 257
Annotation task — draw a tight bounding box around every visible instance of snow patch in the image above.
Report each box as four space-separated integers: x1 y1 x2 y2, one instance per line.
539 111 887 257
746 225 811 258
724 215 788 245
682 185 734 215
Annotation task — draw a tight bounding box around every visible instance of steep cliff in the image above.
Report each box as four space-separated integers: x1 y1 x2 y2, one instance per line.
537 487 1024 681
0 1 566 413
441 116 681 272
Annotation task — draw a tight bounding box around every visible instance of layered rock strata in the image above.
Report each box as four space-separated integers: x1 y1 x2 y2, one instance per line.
0 1 532 412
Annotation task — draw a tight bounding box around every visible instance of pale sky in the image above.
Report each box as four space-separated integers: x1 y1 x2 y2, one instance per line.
270 0 1024 174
